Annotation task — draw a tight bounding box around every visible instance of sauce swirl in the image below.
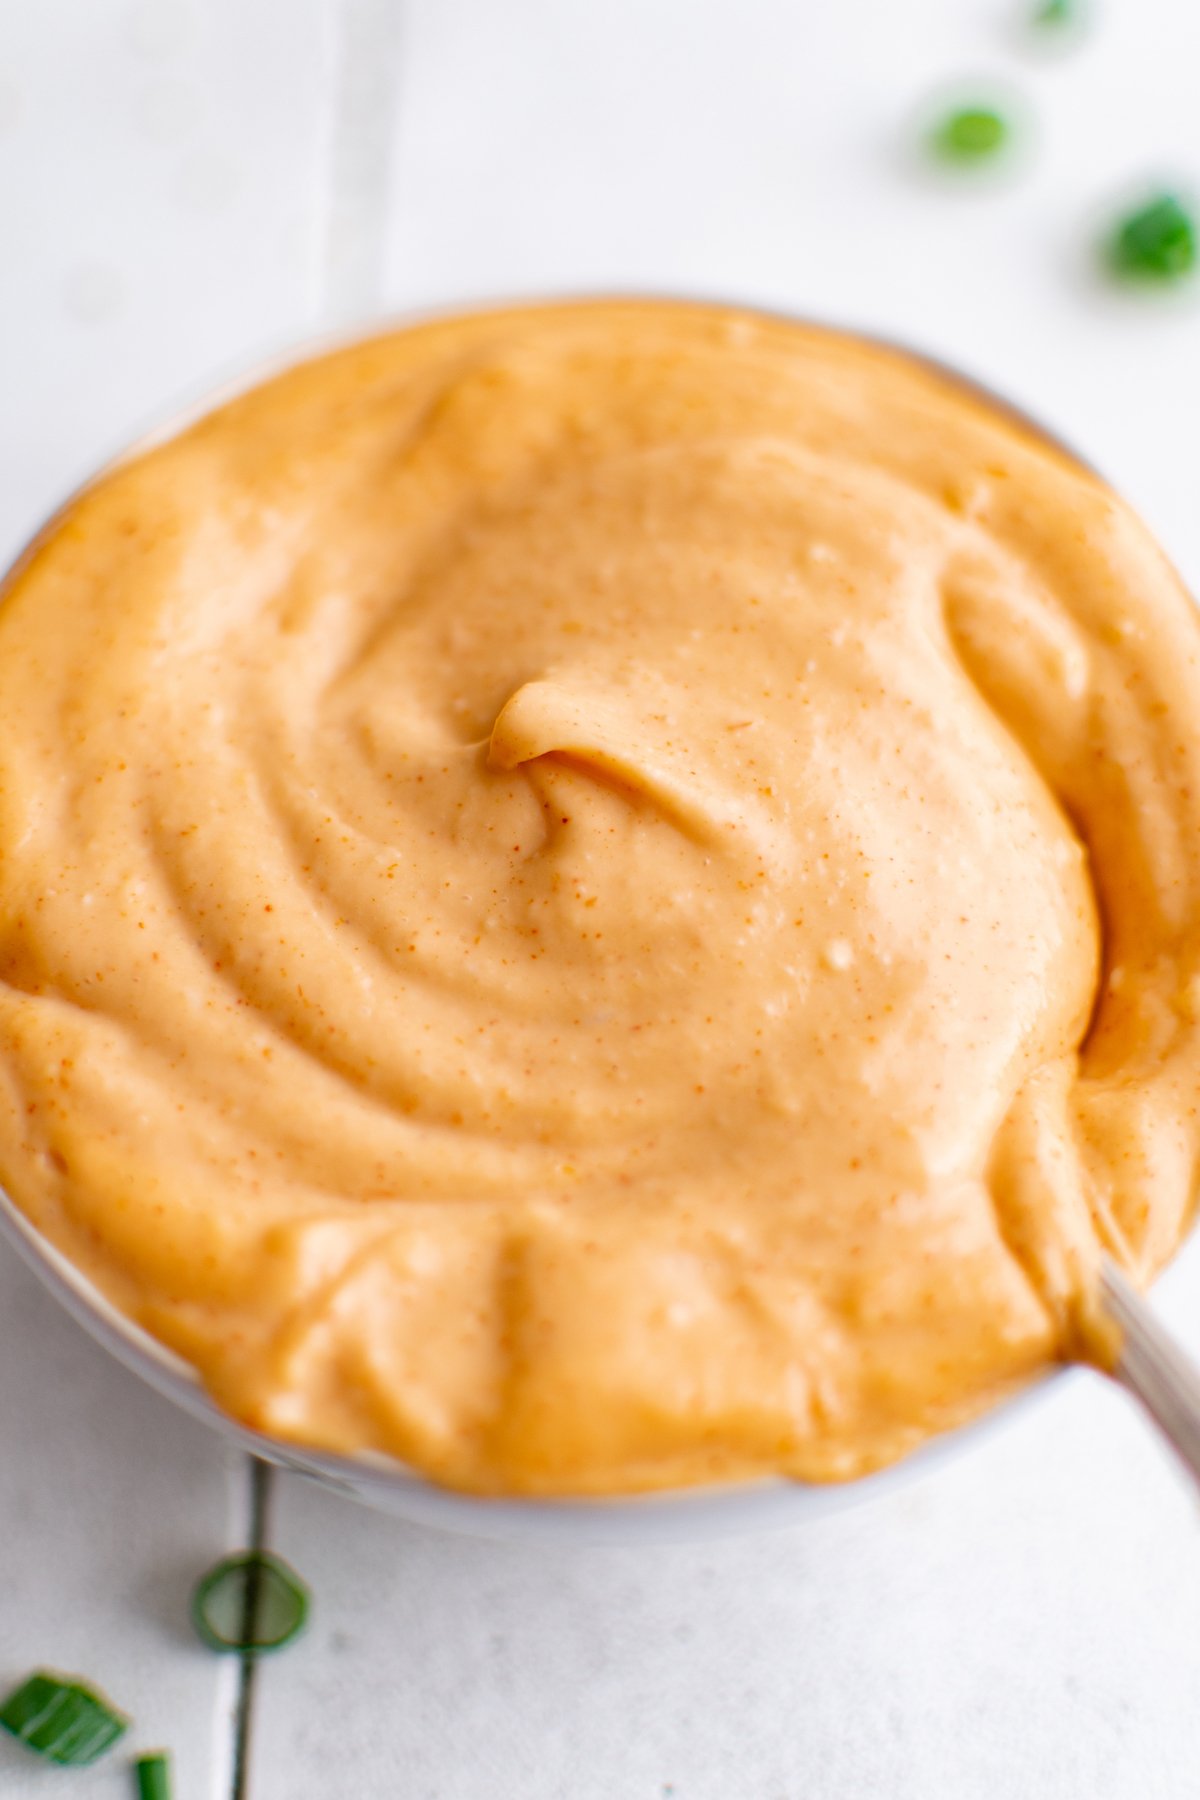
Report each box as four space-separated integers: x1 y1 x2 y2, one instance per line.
1 301 1198 1496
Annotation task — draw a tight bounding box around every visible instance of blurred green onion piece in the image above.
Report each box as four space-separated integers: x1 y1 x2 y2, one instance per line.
135 1751 173 1799
1031 0 1079 28
190 1551 310 1653
1109 192 1198 284
0 1671 128 1766
929 105 1011 166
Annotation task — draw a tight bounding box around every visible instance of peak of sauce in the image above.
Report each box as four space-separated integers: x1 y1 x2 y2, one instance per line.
1 300 1199 1496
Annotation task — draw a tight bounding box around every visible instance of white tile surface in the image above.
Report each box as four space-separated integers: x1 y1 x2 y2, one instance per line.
0 1239 240 1800
383 0 1200 588
254 1364 1200 1800
0 4 334 1795
8 1 1200 1796
1 0 332 566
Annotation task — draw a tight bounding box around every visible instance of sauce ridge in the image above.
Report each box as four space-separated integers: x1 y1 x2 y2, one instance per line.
1 300 1198 1496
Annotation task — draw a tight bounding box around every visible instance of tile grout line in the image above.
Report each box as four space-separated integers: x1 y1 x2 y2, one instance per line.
317 0 406 329
227 3 406 1796
229 1456 275 1800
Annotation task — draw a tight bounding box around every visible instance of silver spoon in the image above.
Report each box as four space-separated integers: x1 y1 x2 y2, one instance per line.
1100 1259 1200 1490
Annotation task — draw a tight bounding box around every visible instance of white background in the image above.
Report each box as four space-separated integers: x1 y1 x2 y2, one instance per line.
3 2 1200 1796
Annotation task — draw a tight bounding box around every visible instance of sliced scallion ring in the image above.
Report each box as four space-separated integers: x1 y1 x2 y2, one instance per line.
930 104 1011 165
190 1551 310 1654
1108 192 1198 284
0 1670 128 1766
135 1750 173 1799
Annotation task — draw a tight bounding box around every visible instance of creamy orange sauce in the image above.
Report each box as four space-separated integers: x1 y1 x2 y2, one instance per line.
1 300 1199 1496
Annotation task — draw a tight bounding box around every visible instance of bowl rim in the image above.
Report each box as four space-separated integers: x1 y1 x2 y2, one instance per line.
0 1179 1061 1541
0 292 1101 1542
1 290 1104 594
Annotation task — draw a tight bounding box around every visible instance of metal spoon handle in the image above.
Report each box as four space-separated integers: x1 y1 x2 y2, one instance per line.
1100 1259 1200 1491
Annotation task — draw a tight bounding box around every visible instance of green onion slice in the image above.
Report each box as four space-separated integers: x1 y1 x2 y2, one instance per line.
1109 192 1198 284
1032 0 1079 28
929 105 1011 166
0 1671 128 1766
190 1551 310 1654
135 1750 173 1800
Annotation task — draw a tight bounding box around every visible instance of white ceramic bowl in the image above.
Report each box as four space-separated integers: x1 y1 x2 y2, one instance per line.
0 303 1087 1543
0 1179 1051 1542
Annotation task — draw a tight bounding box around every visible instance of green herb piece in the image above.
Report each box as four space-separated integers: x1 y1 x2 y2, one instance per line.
135 1751 173 1800
1024 0 1091 54
1031 0 1079 28
929 105 1011 166
190 1551 310 1654
1109 192 1198 284
0 1671 128 1766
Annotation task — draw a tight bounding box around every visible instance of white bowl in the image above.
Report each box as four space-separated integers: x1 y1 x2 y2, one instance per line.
0 302 1088 1543
0 1181 1050 1542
